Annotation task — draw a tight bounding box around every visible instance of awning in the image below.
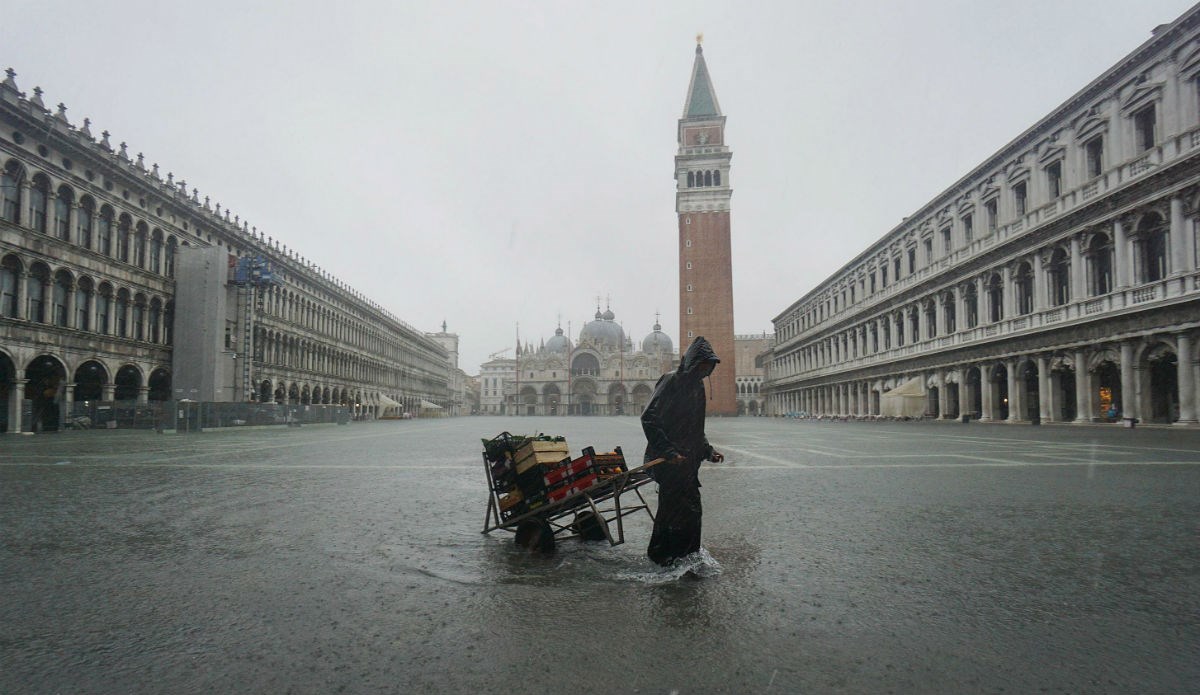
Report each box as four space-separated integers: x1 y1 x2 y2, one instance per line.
420 399 443 409
378 394 401 408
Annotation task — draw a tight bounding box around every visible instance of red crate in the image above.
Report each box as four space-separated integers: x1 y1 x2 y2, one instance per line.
572 472 599 492
544 456 591 486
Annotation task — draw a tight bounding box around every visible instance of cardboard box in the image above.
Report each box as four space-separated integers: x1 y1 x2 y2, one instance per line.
514 439 569 462
516 451 570 475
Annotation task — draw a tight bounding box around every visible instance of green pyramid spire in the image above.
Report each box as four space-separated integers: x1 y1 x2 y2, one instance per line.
684 44 721 118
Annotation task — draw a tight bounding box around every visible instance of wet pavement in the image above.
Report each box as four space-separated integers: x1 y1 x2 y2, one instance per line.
2 417 1198 693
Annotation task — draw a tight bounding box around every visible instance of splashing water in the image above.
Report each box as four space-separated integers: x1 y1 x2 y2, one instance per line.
618 547 723 584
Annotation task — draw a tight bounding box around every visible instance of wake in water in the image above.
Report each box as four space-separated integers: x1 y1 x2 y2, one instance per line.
618 547 723 584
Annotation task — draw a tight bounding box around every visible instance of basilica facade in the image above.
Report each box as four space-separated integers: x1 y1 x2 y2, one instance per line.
480 307 677 416
763 7 1200 426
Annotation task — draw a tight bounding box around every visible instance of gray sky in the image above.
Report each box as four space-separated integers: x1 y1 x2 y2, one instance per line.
4 0 1195 373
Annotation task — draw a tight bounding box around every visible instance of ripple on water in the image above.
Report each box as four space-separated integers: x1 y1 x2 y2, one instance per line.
387 535 725 588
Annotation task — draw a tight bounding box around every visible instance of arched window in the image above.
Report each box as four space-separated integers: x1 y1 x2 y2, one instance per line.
704 170 713 187
132 293 146 341
29 175 50 233
987 273 1004 322
163 301 174 345
1136 215 1168 283
55 186 72 240
115 288 130 337
97 206 114 256
714 170 721 186
896 312 905 346
75 277 93 331
1088 234 1113 296
117 215 132 263
96 283 112 335
1049 248 1070 306
0 254 20 318
1 161 22 222
134 222 148 268
943 291 956 333
1014 263 1034 315
964 283 978 328
165 237 177 277
27 263 49 323
149 230 163 274
147 298 161 343
52 269 71 327
687 171 694 187
78 196 94 249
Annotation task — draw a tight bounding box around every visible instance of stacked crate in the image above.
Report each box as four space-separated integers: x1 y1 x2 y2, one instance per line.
483 433 570 520
483 434 630 520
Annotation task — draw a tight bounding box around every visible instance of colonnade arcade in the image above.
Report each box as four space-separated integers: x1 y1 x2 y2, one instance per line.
0 347 169 432
513 379 655 416
771 330 1198 425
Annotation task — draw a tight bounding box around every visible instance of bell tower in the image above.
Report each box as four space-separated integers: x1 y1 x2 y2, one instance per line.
676 37 736 416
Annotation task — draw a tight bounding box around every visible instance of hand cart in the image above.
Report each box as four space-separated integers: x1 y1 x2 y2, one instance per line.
481 432 664 549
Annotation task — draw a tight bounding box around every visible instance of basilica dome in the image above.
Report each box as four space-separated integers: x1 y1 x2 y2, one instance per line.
642 321 674 354
579 307 626 350
545 326 572 354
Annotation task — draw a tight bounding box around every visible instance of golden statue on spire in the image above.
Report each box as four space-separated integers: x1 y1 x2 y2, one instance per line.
696 32 704 45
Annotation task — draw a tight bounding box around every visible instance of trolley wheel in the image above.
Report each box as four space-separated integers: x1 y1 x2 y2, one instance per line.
572 510 607 542
514 517 555 554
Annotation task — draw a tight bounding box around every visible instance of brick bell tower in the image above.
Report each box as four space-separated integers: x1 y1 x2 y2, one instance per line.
676 37 736 416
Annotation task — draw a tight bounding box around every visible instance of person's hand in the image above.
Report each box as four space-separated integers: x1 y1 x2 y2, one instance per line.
669 454 687 464
709 451 724 463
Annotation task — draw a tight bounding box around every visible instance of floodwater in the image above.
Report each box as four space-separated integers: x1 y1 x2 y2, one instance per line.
3 417 1199 693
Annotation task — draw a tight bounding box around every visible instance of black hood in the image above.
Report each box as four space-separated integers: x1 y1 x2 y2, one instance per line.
677 336 719 377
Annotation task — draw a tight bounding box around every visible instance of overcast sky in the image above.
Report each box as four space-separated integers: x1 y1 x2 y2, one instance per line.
4 0 1196 373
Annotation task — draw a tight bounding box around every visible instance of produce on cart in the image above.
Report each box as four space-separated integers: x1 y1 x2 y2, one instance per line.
481 431 662 552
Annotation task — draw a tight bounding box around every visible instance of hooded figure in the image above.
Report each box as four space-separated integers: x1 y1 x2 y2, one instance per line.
641 336 724 566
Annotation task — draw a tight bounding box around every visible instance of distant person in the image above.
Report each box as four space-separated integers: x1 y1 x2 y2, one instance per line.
640 336 724 567
1106 404 1119 420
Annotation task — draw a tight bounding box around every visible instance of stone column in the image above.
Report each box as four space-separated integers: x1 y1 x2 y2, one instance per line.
63 382 75 427
16 180 29 227
1114 218 1130 289
1177 332 1197 424
1037 355 1051 421
1074 349 1091 423
937 372 948 418
137 386 149 405
1170 196 1186 277
12 378 27 434
976 275 988 325
1001 265 1013 321
935 295 946 337
102 383 115 402
1070 236 1084 303
1033 253 1046 312
1120 341 1135 421
957 368 970 419
980 364 994 421
1007 358 1020 422
15 272 28 321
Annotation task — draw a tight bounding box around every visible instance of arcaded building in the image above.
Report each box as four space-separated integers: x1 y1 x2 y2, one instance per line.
0 69 450 432
763 8 1200 425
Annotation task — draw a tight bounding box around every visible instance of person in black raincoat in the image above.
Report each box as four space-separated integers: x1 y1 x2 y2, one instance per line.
641 335 724 566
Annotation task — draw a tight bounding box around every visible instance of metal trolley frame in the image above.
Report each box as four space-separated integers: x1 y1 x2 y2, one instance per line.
482 450 663 547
